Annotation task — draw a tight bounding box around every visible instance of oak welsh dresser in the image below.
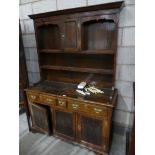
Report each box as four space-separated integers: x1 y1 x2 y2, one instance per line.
25 1 124 155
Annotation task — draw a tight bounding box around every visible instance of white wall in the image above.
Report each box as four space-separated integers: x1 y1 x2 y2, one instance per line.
19 0 135 127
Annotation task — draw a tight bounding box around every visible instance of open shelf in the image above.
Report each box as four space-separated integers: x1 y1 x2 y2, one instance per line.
81 19 116 50
41 70 114 88
39 49 115 54
34 8 118 90
39 49 62 53
40 65 114 74
37 24 61 50
40 53 114 70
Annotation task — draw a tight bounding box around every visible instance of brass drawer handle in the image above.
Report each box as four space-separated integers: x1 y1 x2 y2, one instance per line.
94 108 102 114
58 100 65 106
47 98 52 102
72 104 79 109
31 95 36 100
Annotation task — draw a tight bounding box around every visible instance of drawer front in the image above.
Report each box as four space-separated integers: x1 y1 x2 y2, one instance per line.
42 95 56 106
68 100 89 113
89 105 107 117
27 92 41 103
68 100 107 117
56 98 67 108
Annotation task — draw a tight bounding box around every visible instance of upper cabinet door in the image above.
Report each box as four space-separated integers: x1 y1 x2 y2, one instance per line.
63 19 80 52
36 20 63 51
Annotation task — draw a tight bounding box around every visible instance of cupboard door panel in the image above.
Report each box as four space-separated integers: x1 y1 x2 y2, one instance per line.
77 113 106 151
29 103 49 133
53 110 75 139
80 115 102 146
64 20 79 51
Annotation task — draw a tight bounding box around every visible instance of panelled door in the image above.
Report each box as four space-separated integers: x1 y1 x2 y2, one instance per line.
77 113 107 152
52 108 76 141
29 102 49 134
63 18 80 51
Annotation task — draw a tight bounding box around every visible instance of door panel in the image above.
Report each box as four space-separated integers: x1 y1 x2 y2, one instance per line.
78 114 104 149
64 19 79 51
53 109 75 140
29 103 49 133
81 116 102 146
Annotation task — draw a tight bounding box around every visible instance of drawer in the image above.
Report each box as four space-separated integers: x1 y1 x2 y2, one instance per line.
89 105 107 117
42 95 56 106
68 100 107 117
68 100 88 112
27 92 41 102
56 98 67 108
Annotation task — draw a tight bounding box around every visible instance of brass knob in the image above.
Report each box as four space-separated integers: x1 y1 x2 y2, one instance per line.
31 95 36 100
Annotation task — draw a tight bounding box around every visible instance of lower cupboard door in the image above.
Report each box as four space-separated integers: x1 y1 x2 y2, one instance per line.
29 102 49 133
53 110 75 140
78 114 104 150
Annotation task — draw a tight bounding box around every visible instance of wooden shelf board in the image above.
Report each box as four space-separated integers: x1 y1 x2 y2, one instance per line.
39 49 115 54
81 50 115 54
40 65 114 74
39 49 62 53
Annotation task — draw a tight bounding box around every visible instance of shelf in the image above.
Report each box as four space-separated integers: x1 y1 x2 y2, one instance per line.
39 49 115 54
40 65 114 75
39 49 62 53
81 50 115 54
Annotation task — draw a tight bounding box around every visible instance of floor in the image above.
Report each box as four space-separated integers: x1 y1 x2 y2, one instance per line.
19 113 126 155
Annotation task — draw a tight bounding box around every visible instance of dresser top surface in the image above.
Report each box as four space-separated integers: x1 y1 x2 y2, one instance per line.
26 80 117 107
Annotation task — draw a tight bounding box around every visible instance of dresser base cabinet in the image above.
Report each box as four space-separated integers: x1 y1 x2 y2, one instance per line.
25 2 123 155
25 81 117 155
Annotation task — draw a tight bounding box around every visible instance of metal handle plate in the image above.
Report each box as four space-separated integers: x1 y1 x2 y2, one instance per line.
47 98 52 102
72 104 79 109
58 100 65 106
94 108 102 114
